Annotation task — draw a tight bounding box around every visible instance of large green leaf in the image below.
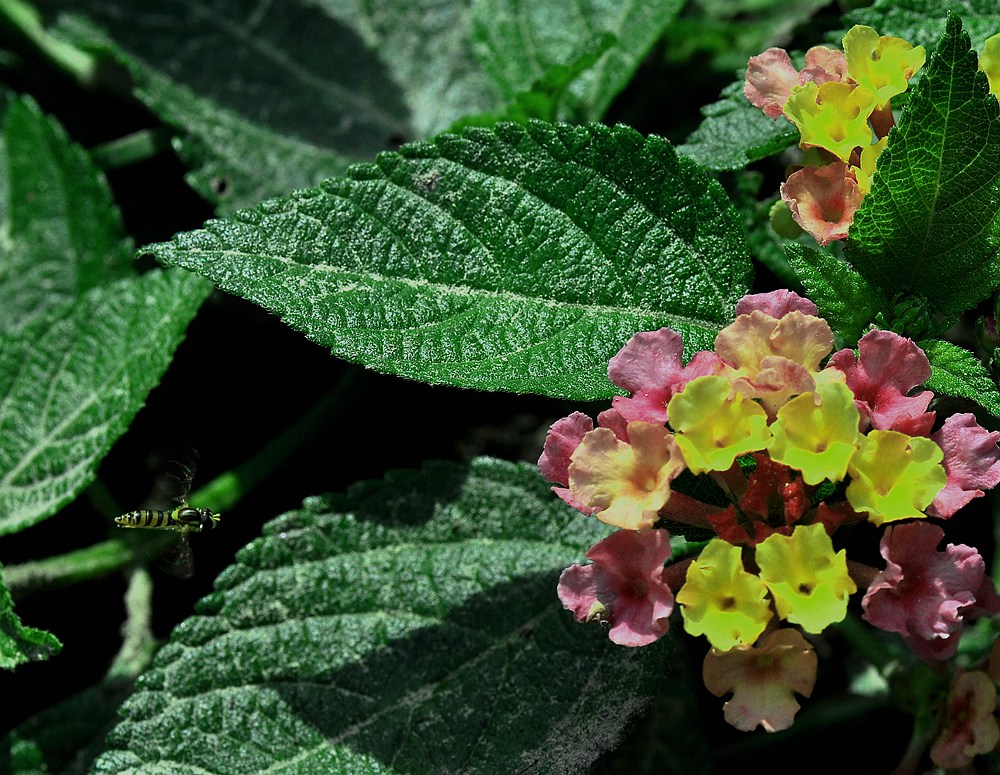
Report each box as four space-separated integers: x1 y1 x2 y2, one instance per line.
0 96 212 535
35 0 673 212
846 14 1000 314
846 0 1000 51
471 0 683 121
0 97 133 336
92 458 673 774
144 121 752 400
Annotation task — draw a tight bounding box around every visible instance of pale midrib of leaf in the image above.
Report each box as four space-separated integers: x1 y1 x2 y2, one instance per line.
912 47 963 270
207 241 721 333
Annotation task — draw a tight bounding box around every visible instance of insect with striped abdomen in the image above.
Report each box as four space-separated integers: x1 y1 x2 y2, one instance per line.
116 447 220 578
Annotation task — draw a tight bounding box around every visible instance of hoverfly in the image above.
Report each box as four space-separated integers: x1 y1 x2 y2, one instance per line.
115 447 220 579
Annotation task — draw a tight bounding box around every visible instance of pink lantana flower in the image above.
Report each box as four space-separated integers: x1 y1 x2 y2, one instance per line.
828 329 935 435
930 670 1000 769
736 289 818 319
607 328 723 425
557 529 674 647
780 163 863 246
569 422 686 530
702 628 818 732
744 46 846 120
538 412 595 512
862 522 988 660
928 412 1000 518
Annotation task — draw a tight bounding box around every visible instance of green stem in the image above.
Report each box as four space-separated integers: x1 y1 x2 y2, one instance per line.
3 538 137 598
192 368 363 513
5 369 362 598
0 0 100 86
106 565 157 681
90 129 173 170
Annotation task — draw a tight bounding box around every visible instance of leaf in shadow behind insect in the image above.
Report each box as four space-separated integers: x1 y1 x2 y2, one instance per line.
116 447 221 579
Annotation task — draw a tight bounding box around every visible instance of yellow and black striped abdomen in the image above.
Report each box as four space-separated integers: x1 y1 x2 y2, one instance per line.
116 508 182 530
116 506 219 533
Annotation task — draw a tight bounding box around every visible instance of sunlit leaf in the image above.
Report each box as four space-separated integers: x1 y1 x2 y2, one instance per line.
146 121 752 400
846 15 1000 313
677 82 799 171
0 96 211 534
921 339 1000 419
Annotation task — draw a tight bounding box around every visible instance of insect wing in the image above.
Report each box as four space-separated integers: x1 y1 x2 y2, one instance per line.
140 447 200 511
153 534 196 580
135 447 202 578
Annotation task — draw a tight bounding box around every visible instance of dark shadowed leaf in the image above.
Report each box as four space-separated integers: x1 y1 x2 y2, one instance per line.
92 458 678 774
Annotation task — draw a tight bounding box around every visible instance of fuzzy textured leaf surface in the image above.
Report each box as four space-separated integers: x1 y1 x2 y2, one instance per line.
35 0 501 212
921 339 1000 419
846 15 1000 314
0 565 61 670
0 96 212 534
93 458 671 775
146 121 752 400
36 0 671 213
0 97 133 336
784 243 876 345
471 0 683 121
677 82 799 171
846 0 1000 51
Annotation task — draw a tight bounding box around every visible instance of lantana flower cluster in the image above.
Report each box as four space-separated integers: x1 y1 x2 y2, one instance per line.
744 25 926 246
540 290 1000 733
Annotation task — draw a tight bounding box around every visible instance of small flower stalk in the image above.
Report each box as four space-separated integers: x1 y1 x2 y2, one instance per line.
539 290 1000 738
